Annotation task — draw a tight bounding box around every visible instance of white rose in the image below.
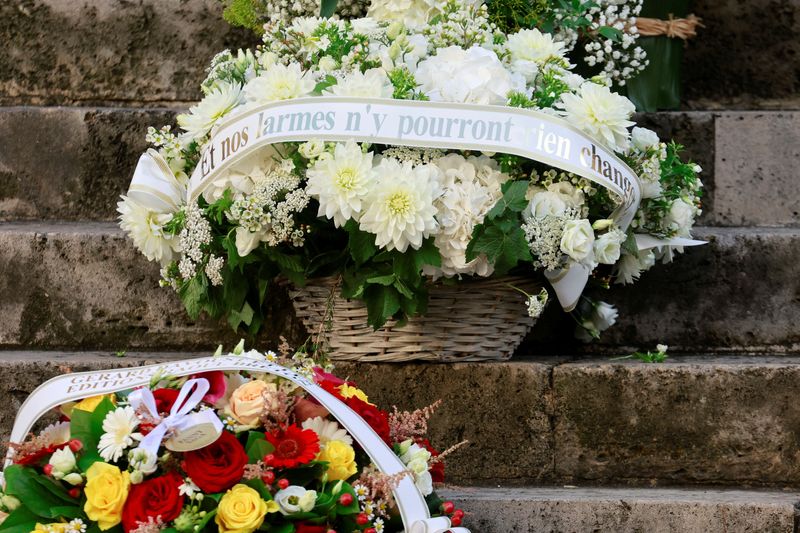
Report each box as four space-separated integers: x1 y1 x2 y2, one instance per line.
631 127 660 151
276 486 317 515
665 198 696 237
547 182 584 206
526 191 568 218
317 56 337 73
593 229 625 265
560 219 595 261
299 139 325 160
48 447 76 476
416 46 524 105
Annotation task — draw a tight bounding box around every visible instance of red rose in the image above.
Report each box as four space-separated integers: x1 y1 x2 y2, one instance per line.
295 523 327 533
191 371 227 405
182 430 248 493
122 471 183 532
152 388 180 415
346 397 391 444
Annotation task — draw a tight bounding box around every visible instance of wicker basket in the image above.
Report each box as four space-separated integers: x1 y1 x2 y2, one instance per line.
288 276 542 362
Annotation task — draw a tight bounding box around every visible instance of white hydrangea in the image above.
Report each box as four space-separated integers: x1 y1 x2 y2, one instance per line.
306 141 378 227
359 158 440 252
558 82 635 151
325 68 394 98
415 46 524 105
243 63 316 105
177 81 243 141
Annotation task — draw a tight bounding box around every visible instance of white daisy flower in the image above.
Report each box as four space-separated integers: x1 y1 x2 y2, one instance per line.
306 141 378 227
359 158 440 252
557 82 635 151
117 195 181 265
177 81 243 141
243 63 316 105
301 417 353 447
97 406 141 463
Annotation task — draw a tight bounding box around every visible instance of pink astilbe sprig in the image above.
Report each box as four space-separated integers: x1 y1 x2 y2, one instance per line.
260 388 298 432
243 461 271 480
354 464 412 509
130 516 166 533
389 400 442 443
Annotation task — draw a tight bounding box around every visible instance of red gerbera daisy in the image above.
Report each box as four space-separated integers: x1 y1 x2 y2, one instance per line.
264 424 320 468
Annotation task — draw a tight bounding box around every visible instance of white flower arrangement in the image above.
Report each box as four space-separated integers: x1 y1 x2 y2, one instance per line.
120 0 703 339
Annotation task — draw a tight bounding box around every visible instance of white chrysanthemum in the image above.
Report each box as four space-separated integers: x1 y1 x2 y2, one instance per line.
97 406 141 463
325 68 394 98
243 63 316 105
558 82 635 151
306 141 377 227
367 0 439 30
177 81 242 141
506 28 567 81
427 154 507 277
301 417 353 447
416 46 524 105
359 159 440 252
615 249 655 285
117 195 180 265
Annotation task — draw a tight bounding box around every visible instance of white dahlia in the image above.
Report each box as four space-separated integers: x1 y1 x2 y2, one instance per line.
301 417 353 447
243 63 316 105
177 81 243 141
506 28 567 81
359 159 440 252
325 68 394 98
415 46 524 105
117 195 180 265
97 406 142 463
558 82 636 151
306 141 377 227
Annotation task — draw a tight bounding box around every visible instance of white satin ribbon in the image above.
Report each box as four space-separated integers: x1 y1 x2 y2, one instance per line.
128 378 223 454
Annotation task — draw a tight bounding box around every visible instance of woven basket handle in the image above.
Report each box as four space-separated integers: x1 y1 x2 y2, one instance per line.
3 356 467 533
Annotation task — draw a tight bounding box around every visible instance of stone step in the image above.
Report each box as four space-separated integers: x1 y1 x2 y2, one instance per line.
2 0 797 109
1 107 799 226
440 486 800 532
4 352 800 489
0 223 797 353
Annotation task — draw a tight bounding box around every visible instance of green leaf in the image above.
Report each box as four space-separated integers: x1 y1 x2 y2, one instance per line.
345 220 377 265
598 26 622 40
364 284 401 329
71 397 116 471
319 0 338 18
228 300 255 330
466 224 531 275
2 466 78 520
245 431 275 464
366 274 395 286
179 275 208 320
486 180 529 220
265 524 294 533
243 478 275 501
0 504 42 532
334 482 360 515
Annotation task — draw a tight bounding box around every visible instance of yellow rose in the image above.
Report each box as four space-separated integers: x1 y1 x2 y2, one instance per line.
225 380 278 427
62 394 117 417
216 484 277 533
337 384 373 405
33 523 68 532
84 462 130 530
318 440 358 481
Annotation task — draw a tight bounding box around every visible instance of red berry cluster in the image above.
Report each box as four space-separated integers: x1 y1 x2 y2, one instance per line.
442 501 465 527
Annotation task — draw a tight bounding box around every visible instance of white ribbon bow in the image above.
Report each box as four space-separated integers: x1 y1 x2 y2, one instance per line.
128 378 223 455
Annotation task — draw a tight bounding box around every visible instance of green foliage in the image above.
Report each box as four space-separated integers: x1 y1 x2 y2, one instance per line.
245 431 275 463
70 397 116 471
387 67 427 100
3 465 83 522
485 0 549 33
220 0 267 34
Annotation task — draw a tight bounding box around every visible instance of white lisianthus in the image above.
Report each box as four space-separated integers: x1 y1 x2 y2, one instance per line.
524 182 584 219
560 219 595 262
367 0 439 30
177 81 243 141
359 158 440 252
62 473 84 486
665 198 698 237
235 226 264 257
558 82 635 151
117 195 181 266
615 249 656 285
576 301 619 341
325 68 394 98
97 406 141 463
243 63 316 105
306 141 377 227
506 28 567 81
594 228 626 265
317 55 338 73
631 127 660 152
407 458 434 495
301 417 353 447
48 447 76 477
416 46 524 105
298 139 326 160
275 486 317 515
128 447 159 475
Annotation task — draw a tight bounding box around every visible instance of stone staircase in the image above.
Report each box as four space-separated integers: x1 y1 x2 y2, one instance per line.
1 0 799 531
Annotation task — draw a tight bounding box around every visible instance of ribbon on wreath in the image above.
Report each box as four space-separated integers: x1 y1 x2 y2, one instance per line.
129 96 704 311
128 378 223 454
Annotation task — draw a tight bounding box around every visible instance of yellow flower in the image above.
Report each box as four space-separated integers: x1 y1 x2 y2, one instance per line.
83 463 130 530
33 523 68 532
337 385 373 405
71 394 117 415
317 440 358 481
216 484 277 533
225 380 279 428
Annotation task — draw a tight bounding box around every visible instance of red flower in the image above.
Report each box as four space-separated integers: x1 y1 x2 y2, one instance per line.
13 443 67 466
183 431 248 493
122 471 184 532
313 367 346 387
417 438 445 483
264 424 320 469
191 371 227 405
152 388 180 415
345 397 391 445
295 523 328 533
